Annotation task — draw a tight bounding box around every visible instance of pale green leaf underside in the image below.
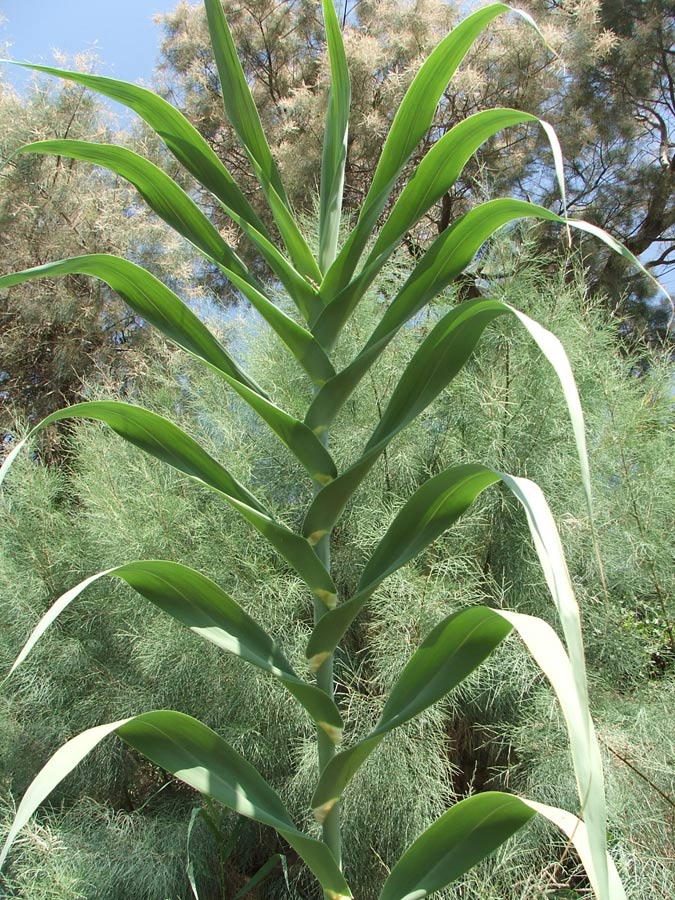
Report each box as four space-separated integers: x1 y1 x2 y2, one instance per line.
0 711 352 899
0 403 336 602
8 560 342 736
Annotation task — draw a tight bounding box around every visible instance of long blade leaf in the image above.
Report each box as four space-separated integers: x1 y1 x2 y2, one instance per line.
308 468 612 896
319 3 544 303
319 0 350 273
313 197 559 347
0 712 352 899
305 293 592 539
312 608 609 900
0 403 336 604
379 793 622 900
311 606 511 820
311 109 565 345
203 0 322 283
306 465 499 665
0 257 335 481
19 139 250 278
0 254 260 392
0 60 270 237
7 560 342 740
379 792 536 900
369 109 560 262
18 139 322 333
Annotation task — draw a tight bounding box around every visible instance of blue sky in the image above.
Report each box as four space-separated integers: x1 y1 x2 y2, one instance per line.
1 0 181 89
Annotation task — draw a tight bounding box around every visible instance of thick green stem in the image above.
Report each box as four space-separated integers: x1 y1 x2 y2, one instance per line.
313 440 341 871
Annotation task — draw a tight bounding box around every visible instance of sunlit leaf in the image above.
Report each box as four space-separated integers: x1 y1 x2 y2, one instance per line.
319 0 350 273
0 712 352 899
0 403 336 604
7 560 342 739
203 0 322 283
319 3 547 307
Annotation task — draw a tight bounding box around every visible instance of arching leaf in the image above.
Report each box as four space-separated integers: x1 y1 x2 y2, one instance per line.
0 712 352 899
0 258 335 480
0 60 270 237
306 465 498 664
18 139 322 329
305 292 592 538
312 606 511 820
308 469 611 896
378 792 536 900
312 608 608 898
313 197 560 347
7 560 342 740
19 139 251 278
0 403 336 605
378 793 623 900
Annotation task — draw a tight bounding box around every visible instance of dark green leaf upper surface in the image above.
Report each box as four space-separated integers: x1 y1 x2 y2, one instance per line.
0 403 336 602
378 792 535 900
0 60 270 235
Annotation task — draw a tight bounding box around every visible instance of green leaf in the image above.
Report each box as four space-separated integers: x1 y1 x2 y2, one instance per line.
306 465 498 663
0 403 336 604
311 606 511 820
0 257 335 480
220 207 321 324
18 139 322 330
0 712 352 899
203 0 322 284
311 108 566 345
7 560 342 740
312 607 610 900
232 853 288 900
0 254 261 392
0 60 270 237
379 792 536 900
305 299 508 520
313 197 559 348
19 139 252 278
319 0 350 273
378 792 624 900
369 109 560 262
305 293 592 537
319 3 543 305
309 468 612 898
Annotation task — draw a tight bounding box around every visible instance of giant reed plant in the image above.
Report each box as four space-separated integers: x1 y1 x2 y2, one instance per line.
0 2 659 897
